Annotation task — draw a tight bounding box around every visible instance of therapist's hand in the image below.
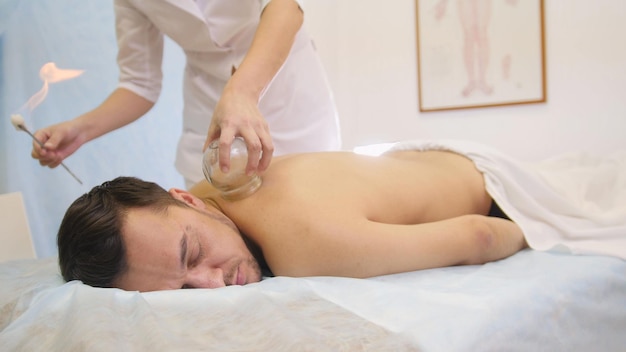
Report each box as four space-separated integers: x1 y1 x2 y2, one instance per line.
204 88 274 176
31 120 86 168
203 0 302 176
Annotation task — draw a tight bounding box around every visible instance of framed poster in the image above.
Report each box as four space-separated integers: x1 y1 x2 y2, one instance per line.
416 0 546 112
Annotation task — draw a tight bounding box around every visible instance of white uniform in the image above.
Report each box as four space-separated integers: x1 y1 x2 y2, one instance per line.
114 0 341 185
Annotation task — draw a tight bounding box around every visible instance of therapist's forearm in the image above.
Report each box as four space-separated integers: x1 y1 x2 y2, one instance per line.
75 88 155 142
225 0 303 100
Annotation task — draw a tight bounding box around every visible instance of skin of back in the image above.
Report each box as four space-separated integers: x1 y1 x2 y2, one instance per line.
189 150 524 279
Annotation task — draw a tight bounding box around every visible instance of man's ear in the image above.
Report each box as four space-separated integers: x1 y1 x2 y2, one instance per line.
168 188 207 210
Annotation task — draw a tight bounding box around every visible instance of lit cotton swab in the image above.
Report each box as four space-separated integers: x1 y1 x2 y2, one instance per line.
10 114 25 130
11 114 83 185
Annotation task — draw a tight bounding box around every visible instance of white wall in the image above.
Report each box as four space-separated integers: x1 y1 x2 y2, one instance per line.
302 0 626 161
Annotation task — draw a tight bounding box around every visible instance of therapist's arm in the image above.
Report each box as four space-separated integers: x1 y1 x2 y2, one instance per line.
205 0 304 175
32 88 154 168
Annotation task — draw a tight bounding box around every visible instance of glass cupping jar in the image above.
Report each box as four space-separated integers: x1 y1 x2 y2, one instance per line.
202 137 262 200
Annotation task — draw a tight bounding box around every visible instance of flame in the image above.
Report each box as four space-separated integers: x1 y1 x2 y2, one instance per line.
19 62 84 115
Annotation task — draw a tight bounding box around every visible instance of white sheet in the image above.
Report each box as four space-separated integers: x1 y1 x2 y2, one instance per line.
390 139 626 259
1 250 625 351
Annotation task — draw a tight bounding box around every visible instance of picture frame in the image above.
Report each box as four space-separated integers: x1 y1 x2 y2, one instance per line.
416 0 546 112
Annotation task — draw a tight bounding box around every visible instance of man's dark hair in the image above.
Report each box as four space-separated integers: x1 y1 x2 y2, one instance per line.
57 176 185 288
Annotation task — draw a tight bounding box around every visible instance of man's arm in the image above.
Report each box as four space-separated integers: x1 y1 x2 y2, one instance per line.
269 215 528 278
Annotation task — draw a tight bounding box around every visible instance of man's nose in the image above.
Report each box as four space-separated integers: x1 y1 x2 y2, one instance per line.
185 266 225 289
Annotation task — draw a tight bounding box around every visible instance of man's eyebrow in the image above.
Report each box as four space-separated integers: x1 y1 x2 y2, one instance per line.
180 234 188 269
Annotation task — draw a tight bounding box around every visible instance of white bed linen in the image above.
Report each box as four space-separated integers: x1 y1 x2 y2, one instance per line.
1 250 625 351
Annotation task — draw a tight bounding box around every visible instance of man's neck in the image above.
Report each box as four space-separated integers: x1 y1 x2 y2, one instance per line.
242 234 273 278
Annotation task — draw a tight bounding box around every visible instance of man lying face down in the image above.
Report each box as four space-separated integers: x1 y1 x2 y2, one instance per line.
58 148 528 292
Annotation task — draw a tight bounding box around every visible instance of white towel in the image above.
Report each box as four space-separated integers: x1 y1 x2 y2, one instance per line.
390 140 626 260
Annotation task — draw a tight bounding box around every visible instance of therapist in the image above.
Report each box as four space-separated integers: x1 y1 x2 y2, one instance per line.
30 0 341 188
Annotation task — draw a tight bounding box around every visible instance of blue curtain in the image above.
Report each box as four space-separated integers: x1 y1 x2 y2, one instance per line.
1 0 185 258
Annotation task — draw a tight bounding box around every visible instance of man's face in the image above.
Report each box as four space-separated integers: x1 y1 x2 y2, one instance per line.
114 205 262 292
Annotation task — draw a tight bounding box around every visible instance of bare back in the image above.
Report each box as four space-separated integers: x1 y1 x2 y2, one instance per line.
217 150 491 221
191 149 498 277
